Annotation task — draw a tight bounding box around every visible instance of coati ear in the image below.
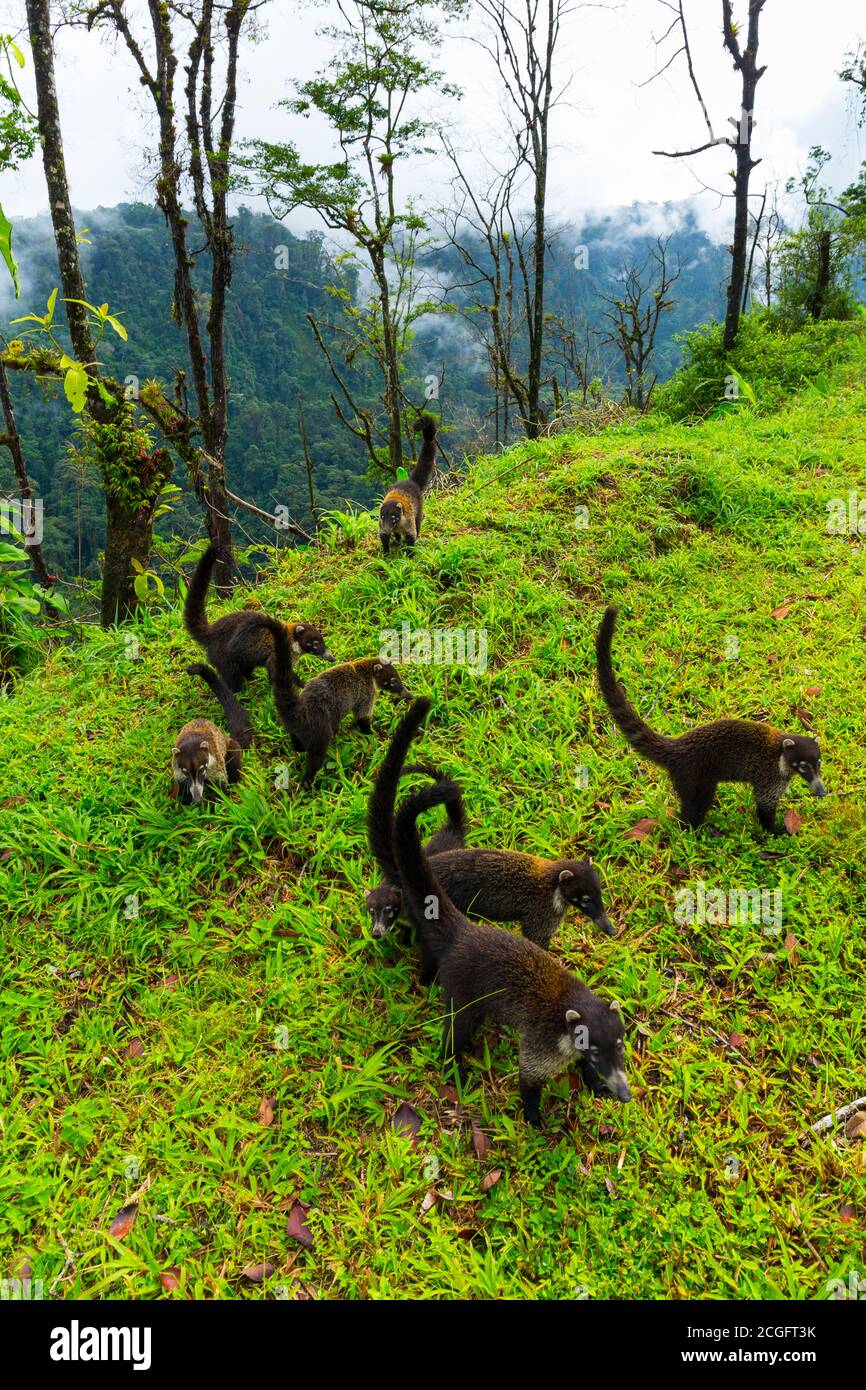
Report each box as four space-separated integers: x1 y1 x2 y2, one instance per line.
374 662 382 674
558 869 574 884
295 624 305 637
565 1008 581 1024
782 738 795 750
172 747 181 757
609 1000 621 1013
199 741 210 750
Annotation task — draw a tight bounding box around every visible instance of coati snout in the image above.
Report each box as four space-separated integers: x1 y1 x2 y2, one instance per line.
373 662 412 699
379 501 403 534
172 728 221 805
293 623 335 663
780 736 826 796
567 1002 632 1102
366 884 402 936
555 862 615 937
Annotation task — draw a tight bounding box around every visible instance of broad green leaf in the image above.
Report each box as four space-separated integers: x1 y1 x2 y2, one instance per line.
0 541 29 563
64 362 88 412
0 204 20 297
106 314 128 341
46 287 58 322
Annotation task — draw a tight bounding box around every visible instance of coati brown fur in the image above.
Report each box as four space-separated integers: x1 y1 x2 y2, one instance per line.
172 719 240 804
184 543 334 691
382 699 631 1126
365 764 468 938
268 619 412 786
173 662 255 804
596 605 827 832
367 758 613 977
378 414 438 554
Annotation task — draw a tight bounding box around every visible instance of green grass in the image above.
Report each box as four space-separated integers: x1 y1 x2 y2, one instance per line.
2 338 865 1300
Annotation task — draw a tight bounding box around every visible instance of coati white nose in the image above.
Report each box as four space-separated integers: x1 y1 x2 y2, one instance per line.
812 779 827 797
608 1070 631 1102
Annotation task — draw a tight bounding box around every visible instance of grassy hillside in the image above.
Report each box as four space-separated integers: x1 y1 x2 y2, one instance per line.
2 338 865 1300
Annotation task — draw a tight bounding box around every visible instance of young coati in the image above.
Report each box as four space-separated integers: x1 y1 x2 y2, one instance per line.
378 414 438 554
383 699 631 1126
596 605 827 832
367 753 613 965
184 543 335 691
269 618 412 787
365 764 468 937
172 662 256 804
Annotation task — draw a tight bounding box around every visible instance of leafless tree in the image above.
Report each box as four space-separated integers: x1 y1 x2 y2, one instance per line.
599 237 680 409
86 0 263 593
466 0 576 438
648 1 768 349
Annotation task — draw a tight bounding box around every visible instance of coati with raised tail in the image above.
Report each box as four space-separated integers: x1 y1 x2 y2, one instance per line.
382 699 631 1126
184 542 335 691
269 619 412 787
365 764 468 938
596 605 827 832
367 761 613 967
378 414 438 554
172 664 254 804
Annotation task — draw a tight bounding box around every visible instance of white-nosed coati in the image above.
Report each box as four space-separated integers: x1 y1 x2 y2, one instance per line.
172 664 254 804
367 758 614 974
596 606 827 832
268 618 412 787
378 414 438 554
184 543 335 691
365 763 468 938
380 699 631 1126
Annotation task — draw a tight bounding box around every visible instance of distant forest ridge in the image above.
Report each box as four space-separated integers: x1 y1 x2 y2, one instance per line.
0 201 729 576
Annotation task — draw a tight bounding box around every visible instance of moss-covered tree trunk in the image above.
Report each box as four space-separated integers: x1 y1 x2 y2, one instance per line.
25 0 163 625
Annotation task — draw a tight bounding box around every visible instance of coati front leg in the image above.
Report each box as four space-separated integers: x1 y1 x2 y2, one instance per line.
355 691 375 734
225 740 244 785
518 1073 544 1128
754 789 782 834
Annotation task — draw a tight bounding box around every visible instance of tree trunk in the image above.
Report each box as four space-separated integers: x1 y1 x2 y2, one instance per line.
725 136 754 349
810 229 832 319
0 358 55 588
25 0 158 624
101 495 156 627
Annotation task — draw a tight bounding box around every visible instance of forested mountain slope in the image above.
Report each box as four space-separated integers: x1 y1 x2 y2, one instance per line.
1 332 863 1298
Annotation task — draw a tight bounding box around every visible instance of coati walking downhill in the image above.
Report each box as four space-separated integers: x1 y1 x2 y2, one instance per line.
378 414 438 554
374 698 632 1126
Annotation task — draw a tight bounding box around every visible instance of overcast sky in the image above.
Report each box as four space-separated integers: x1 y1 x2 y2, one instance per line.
2 0 863 242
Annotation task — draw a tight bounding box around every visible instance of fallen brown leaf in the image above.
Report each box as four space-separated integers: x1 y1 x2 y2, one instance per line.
839 1204 857 1224
392 1102 421 1147
795 706 816 731
124 1037 145 1059
805 685 821 698
471 1123 490 1161
286 1199 314 1249
160 1268 181 1292
624 817 658 842
108 1203 138 1239
783 932 798 966
783 808 803 835
242 1261 276 1283
845 1113 866 1141
771 604 792 620
480 1168 502 1193
257 1095 275 1127
728 1032 747 1050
